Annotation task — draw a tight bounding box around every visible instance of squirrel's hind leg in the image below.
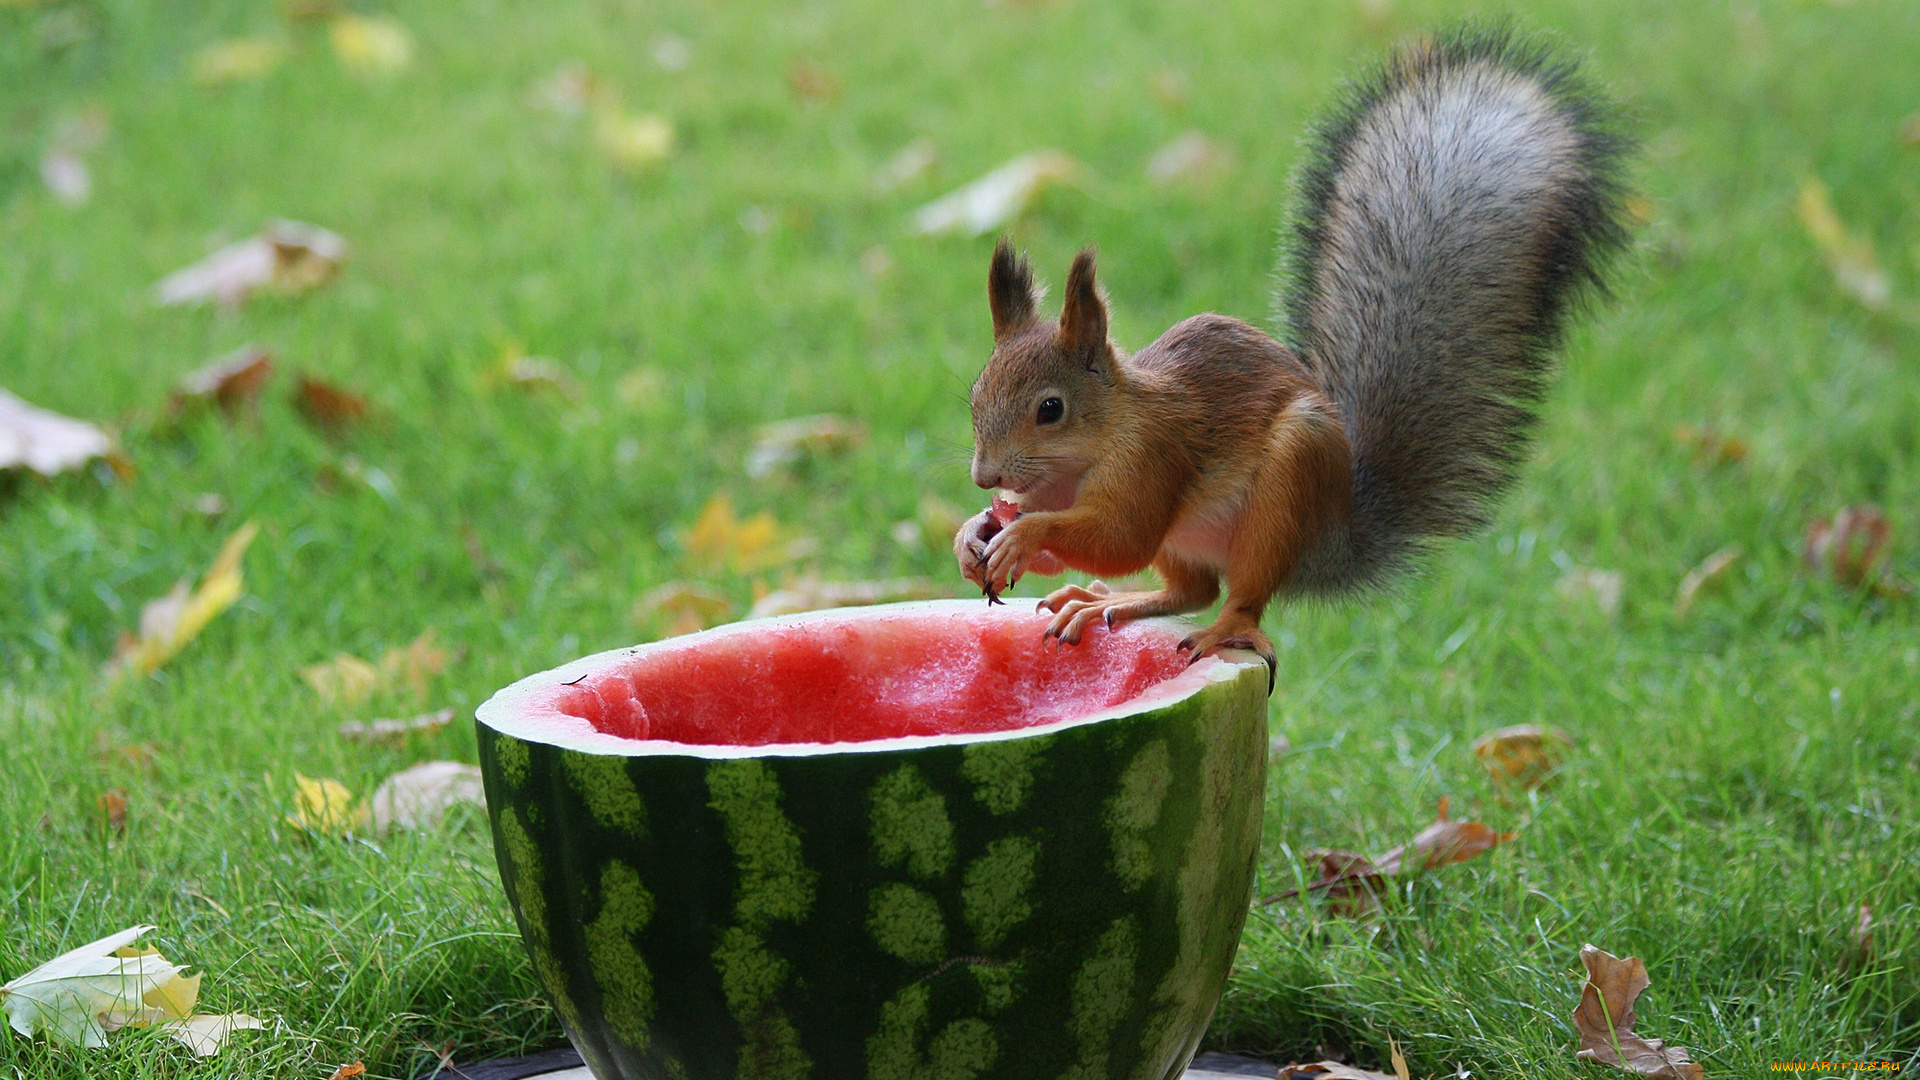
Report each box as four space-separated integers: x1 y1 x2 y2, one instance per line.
1178 400 1352 694
1038 556 1219 646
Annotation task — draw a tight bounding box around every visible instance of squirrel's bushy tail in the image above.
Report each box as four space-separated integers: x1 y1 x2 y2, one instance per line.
1284 27 1630 594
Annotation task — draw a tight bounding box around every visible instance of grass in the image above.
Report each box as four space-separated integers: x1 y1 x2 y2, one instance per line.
3 0 1917 1076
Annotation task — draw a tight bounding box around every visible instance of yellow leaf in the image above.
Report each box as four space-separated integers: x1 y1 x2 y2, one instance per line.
634 581 732 637
141 970 202 1022
329 14 412 75
1797 177 1891 311
190 38 286 86
594 108 675 171
157 1012 264 1057
288 773 356 834
300 653 380 706
108 522 258 681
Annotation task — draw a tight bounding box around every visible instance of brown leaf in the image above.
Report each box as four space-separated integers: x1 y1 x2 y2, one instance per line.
786 59 841 104
327 1063 368 1080
634 582 732 637
1670 423 1748 466
0 388 111 476
337 707 457 746
1571 944 1703 1079
1374 797 1517 875
97 789 128 833
745 414 868 478
293 374 368 432
363 760 485 833
154 220 345 308
747 575 946 619
1473 724 1572 791
1673 545 1741 617
301 631 451 707
172 347 275 416
300 654 380 707
1803 505 1893 590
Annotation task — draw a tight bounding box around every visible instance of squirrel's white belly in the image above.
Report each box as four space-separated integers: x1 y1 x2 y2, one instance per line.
1160 486 1248 572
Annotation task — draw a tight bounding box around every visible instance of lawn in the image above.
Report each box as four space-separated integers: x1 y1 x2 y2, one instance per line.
3 0 1917 1077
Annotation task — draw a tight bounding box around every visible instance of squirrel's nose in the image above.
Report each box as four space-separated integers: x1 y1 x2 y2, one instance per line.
971 462 1001 490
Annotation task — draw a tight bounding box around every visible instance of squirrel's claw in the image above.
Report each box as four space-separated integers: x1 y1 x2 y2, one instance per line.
1179 625 1278 697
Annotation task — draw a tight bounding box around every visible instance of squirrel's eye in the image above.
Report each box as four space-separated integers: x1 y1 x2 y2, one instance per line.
1036 397 1064 425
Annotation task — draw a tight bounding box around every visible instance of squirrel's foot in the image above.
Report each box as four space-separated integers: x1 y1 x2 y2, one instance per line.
1038 581 1189 646
1178 615 1277 696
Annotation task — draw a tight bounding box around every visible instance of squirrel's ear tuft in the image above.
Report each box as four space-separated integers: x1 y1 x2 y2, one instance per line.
1059 247 1109 370
988 238 1039 340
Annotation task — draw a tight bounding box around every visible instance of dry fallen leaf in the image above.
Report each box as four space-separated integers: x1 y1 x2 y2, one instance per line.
106 522 259 681
329 13 412 75
288 774 356 835
1473 724 1573 791
683 494 814 572
872 138 937 195
594 108 674 171
293 374 369 433
1266 797 1515 911
171 347 275 416
190 38 286 86
1374 797 1517 875
634 581 733 637
786 59 841 104
364 760 485 833
1673 545 1741 617
1571 944 1703 1079
1557 566 1624 617
0 388 111 476
154 220 345 308
97 789 128 834
1797 177 1891 312
482 346 581 399
1803 505 1894 591
337 707 457 746
1277 1056 1406 1080
1670 423 1748 467
1843 902 1874 973
748 575 946 619
0 925 261 1056
1145 131 1231 187
910 151 1083 237
301 631 452 707
327 1063 368 1080
745 414 867 478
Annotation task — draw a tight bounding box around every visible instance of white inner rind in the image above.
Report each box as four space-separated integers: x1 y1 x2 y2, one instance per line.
474 599 1266 759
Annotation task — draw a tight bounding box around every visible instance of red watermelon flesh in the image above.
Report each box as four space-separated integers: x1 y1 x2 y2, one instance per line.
541 605 1190 747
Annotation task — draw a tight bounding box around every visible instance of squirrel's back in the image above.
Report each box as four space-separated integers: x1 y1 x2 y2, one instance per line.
1282 28 1630 594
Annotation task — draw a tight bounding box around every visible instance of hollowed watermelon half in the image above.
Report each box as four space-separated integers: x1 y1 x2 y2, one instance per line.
475 599 1269 1080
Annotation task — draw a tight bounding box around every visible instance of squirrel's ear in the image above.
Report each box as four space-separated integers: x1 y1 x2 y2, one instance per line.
988 238 1038 340
1058 247 1109 370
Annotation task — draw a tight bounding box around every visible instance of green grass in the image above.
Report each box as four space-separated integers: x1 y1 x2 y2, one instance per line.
4 0 1918 1077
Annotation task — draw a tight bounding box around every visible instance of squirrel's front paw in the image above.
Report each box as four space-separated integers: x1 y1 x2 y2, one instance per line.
953 508 1000 597
981 518 1044 595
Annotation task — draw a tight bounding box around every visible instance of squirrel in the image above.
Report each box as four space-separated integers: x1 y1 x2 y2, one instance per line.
953 28 1630 692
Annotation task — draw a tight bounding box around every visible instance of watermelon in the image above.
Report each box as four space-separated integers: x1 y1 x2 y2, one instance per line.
475 599 1269 1080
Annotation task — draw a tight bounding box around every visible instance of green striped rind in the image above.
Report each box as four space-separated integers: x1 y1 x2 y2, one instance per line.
476 615 1267 1080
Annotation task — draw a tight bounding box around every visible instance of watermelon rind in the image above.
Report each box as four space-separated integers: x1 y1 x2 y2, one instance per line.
477 599 1268 1080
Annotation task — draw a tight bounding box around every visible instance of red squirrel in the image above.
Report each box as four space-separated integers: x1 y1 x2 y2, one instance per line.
954 29 1630 691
